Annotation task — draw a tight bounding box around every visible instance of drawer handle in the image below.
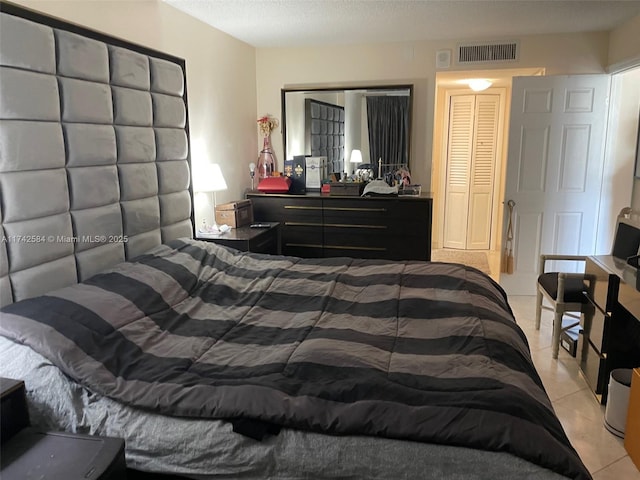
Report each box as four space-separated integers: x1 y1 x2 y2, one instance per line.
324 223 387 229
324 207 387 212
324 245 387 252
284 206 323 211
284 222 322 227
285 243 323 249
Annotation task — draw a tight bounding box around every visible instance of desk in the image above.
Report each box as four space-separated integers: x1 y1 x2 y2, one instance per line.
581 256 640 403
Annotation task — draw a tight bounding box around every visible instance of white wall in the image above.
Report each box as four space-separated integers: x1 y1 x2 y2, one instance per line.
597 67 640 252
256 32 611 189
609 14 640 67
608 15 640 217
15 0 258 228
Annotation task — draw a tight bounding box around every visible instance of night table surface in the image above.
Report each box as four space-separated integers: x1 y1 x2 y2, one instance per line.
195 222 281 255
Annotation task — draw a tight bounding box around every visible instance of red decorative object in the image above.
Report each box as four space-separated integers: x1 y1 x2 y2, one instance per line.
257 176 291 193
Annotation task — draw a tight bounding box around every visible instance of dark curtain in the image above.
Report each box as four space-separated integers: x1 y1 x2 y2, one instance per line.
366 96 409 173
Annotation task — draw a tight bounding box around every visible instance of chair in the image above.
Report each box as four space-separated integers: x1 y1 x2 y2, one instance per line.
536 208 640 359
535 255 595 359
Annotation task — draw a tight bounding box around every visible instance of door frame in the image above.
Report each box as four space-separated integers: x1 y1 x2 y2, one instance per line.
431 68 545 254
438 87 507 251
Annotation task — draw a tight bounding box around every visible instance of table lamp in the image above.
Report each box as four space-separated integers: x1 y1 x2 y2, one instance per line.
350 149 363 178
249 162 256 190
193 163 228 232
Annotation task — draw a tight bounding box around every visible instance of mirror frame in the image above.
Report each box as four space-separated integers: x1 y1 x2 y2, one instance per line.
281 84 414 173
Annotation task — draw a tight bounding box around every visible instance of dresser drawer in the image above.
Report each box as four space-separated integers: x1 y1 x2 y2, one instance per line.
281 198 324 221
582 309 610 354
618 279 640 321
323 227 390 257
251 196 323 223
324 227 428 260
577 331 608 396
322 198 429 238
322 198 390 218
586 257 619 313
322 197 427 220
282 224 322 244
322 212 428 235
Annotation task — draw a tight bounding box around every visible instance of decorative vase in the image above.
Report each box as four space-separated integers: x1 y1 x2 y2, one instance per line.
257 135 276 179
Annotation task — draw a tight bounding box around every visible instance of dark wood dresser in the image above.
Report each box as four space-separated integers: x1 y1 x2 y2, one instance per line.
246 193 432 261
581 256 640 403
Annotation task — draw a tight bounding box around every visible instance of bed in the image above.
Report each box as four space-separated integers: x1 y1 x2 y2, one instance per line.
0 3 590 480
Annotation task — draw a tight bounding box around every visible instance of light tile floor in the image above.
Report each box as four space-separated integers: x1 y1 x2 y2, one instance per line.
508 295 640 479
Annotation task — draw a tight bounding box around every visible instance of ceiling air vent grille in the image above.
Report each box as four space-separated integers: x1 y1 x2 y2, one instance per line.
458 42 518 63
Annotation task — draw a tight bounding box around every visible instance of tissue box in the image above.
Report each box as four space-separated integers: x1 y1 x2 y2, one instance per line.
215 200 253 228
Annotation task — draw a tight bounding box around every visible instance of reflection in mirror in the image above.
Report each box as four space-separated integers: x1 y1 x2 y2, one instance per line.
282 85 412 176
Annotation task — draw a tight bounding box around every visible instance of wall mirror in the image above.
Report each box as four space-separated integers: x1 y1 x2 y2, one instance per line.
281 85 413 176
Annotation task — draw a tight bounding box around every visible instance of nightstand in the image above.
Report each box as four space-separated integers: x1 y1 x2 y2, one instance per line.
196 222 280 254
1 377 30 443
1 378 127 480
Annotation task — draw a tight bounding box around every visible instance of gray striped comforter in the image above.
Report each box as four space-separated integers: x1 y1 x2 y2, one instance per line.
0 239 590 479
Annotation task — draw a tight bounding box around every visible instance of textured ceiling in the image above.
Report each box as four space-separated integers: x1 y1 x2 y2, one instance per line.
163 0 640 48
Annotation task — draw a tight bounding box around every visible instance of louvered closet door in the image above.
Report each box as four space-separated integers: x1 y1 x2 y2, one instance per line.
443 95 474 249
443 94 499 249
467 95 499 249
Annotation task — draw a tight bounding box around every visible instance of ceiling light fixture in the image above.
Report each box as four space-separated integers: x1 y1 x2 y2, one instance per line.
467 79 492 92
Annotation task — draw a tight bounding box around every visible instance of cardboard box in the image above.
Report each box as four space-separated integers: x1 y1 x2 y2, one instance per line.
625 368 640 469
215 200 253 228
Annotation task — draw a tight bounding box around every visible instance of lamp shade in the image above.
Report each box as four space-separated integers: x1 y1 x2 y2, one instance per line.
193 163 228 192
350 149 363 163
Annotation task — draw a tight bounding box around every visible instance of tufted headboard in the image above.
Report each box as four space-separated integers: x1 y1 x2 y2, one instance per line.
0 2 194 306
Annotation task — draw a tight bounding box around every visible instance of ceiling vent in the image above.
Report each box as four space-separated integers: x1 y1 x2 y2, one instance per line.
457 41 519 64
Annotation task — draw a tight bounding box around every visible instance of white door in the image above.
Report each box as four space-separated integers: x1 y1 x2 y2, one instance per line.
500 75 610 295
443 94 500 249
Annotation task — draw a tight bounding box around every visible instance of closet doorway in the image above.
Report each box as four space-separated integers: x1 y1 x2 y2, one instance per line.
442 89 505 250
